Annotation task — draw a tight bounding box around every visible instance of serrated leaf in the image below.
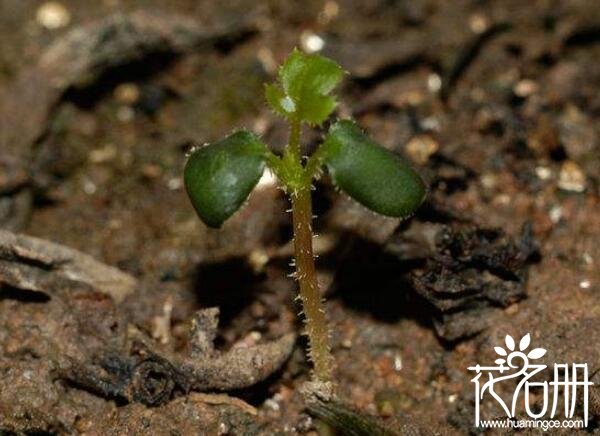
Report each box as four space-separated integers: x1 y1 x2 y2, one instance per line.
265 48 344 125
322 120 426 217
184 131 267 228
298 94 338 126
264 83 294 117
281 49 343 98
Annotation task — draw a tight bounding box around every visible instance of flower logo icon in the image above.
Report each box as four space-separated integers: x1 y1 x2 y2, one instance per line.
469 332 592 428
493 333 547 366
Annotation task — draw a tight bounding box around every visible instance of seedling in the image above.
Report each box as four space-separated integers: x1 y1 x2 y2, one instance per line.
184 49 426 385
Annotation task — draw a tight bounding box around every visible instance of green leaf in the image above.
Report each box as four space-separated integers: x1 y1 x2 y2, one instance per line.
184 131 267 228
265 48 344 125
322 120 426 217
264 83 294 118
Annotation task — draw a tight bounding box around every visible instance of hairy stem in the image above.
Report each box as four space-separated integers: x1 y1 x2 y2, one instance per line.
273 116 333 382
279 115 333 382
304 141 331 182
291 186 332 381
288 117 301 161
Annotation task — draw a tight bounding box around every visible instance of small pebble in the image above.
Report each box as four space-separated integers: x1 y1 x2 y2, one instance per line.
480 173 497 189
504 303 519 315
114 83 140 105
469 13 490 34
580 280 591 289
394 355 403 371
167 177 182 190
493 194 511 206
116 106 135 123
427 73 442 93
152 297 173 344
420 116 440 132
263 398 280 412
257 47 277 74
252 116 269 135
404 90 426 106
141 164 162 179
248 249 269 273
234 331 262 349
36 2 70 30
300 31 325 53
218 422 229 435
250 301 266 318
405 134 439 164
296 415 314 432
535 166 552 181
514 79 538 98
82 178 97 195
549 205 562 223
319 0 339 23
558 160 586 192
89 144 117 164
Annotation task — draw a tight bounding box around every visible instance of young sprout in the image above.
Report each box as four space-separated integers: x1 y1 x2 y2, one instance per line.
184 49 426 386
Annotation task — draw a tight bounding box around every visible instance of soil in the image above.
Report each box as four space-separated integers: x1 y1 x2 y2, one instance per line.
1 0 599 435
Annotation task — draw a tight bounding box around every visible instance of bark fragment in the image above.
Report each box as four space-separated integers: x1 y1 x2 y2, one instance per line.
0 230 136 303
59 308 295 406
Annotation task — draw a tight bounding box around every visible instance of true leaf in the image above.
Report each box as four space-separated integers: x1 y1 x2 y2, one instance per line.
264 83 292 118
322 120 426 217
265 48 344 125
184 131 267 228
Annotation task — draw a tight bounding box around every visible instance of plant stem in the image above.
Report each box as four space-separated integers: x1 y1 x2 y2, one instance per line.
280 116 333 382
291 186 332 381
288 117 301 161
304 140 331 181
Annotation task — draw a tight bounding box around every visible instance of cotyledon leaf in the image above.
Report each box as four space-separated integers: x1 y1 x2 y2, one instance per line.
322 120 426 218
184 131 267 228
